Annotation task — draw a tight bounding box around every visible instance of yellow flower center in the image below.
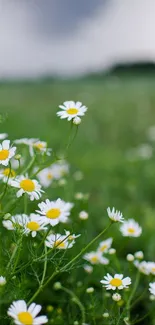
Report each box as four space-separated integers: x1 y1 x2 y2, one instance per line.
18 311 33 325
110 278 122 287
46 208 61 219
99 244 108 252
27 221 40 231
0 149 9 160
47 173 53 180
128 228 135 234
67 108 78 115
152 267 155 272
3 168 16 178
90 256 98 263
55 240 65 248
34 143 45 150
20 179 35 192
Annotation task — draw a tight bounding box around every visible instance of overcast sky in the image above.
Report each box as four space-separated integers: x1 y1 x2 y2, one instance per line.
0 0 155 78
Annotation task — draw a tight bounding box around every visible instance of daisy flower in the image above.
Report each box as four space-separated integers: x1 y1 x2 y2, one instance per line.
149 282 155 296
37 167 55 188
2 219 14 230
14 138 38 147
57 101 87 121
134 260 150 275
10 175 44 201
3 214 30 231
0 276 6 286
147 262 155 275
31 140 52 157
120 219 142 237
22 214 47 237
134 251 144 260
0 133 8 140
107 207 124 223
15 138 51 157
83 251 109 265
0 140 16 166
36 198 73 226
97 238 113 253
64 230 81 240
7 300 48 325
3 214 47 237
0 167 16 182
37 161 69 188
51 161 69 177
45 233 75 249
100 273 131 290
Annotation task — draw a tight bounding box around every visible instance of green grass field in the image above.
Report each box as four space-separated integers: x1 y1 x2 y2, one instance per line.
1 75 155 324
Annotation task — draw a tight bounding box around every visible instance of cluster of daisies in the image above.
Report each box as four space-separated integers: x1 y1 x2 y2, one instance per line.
1 102 155 324
0 101 89 325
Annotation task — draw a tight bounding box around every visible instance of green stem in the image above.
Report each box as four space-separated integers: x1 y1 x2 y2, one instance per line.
22 155 36 175
61 222 112 272
0 161 12 201
6 243 19 271
28 222 112 304
28 270 58 304
40 245 48 286
11 238 23 274
66 125 78 151
37 228 51 249
24 194 28 214
126 271 140 318
6 236 22 274
61 286 85 323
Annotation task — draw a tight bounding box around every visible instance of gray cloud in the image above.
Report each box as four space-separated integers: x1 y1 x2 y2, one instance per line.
0 0 155 78
28 0 108 38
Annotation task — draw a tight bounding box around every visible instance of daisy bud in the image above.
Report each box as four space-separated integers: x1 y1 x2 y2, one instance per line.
73 116 81 125
14 154 21 160
0 276 6 286
126 254 134 262
58 178 67 186
86 287 94 293
74 322 79 325
117 300 124 307
103 312 109 318
53 282 62 290
134 251 144 260
75 192 84 200
3 213 11 220
112 293 121 302
109 248 116 255
79 211 89 220
83 264 93 274
47 305 54 312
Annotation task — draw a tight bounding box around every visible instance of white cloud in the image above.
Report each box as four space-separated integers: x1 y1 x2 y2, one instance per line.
0 0 155 78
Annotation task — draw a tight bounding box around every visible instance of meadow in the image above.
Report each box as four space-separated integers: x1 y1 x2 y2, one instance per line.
0 74 155 324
